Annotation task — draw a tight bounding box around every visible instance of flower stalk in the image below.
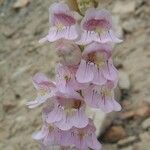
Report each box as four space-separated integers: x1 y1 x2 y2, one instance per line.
26 1 122 150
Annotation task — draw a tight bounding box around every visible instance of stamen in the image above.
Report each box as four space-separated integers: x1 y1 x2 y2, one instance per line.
77 129 86 140
100 86 112 97
64 75 71 82
38 89 47 96
87 52 105 68
73 100 82 109
62 99 82 116
56 22 64 30
48 125 54 132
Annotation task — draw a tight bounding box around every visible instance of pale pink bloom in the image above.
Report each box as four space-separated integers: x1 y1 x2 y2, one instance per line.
76 43 118 84
26 73 57 108
39 3 79 43
44 94 88 131
83 81 121 113
56 63 87 95
55 40 82 66
77 8 122 45
36 110 73 148
32 124 65 148
68 119 102 150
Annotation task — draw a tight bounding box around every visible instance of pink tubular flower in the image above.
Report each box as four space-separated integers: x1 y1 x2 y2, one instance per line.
77 8 122 45
32 124 65 148
33 109 73 148
55 40 82 66
26 73 56 108
27 2 123 149
39 3 79 43
76 42 118 84
56 63 87 95
44 94 88 131
69 119 101 150
83 81 121 113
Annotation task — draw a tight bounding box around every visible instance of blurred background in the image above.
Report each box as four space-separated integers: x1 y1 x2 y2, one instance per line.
0 0 150 150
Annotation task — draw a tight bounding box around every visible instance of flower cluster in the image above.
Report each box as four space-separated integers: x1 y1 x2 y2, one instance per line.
27 2 122 150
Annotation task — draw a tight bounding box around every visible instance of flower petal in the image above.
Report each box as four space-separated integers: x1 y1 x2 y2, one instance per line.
76 30 93 45
94 30 122 43
47 26 78 42
86 133 102 150
46 104 64 123
47 26 62 42
103 62 118 81
98 96 120 113
39 36 48 44
64 25 79 40
72 108 89 128
32 73 55 90
58 130 73 146
81 8 97 28
83 87 100 108
111 98 122 111
76 59 94 83
26 91 55 108
93 67 107 85
32 126 48 140
43 130 56 146
73 135 88 150
99 100 113 113
54 114 73 131
50 3 75 26
107 30 123 43
26 100 40 109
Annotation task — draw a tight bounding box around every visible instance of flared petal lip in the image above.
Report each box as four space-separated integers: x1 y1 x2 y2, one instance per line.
26 91 56 108
76 29 123 45
42 25 79 43
100 96 122 113
32 72 56 90
32 125 49 140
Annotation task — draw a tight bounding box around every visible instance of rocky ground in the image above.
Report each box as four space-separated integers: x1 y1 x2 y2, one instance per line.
0 0 150 150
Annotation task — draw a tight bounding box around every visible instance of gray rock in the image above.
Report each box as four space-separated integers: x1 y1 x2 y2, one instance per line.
133 141 150 150
117 136 138 147
113 15 123 38
121 146 133 150
118 70 130 90
0 103 4 121
102 144 117 150
139 132 150 141
134 132 150 150
122 19 138 33
142 118 150 129
11 65 31 79
113 1 136 14
86 107 107 136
